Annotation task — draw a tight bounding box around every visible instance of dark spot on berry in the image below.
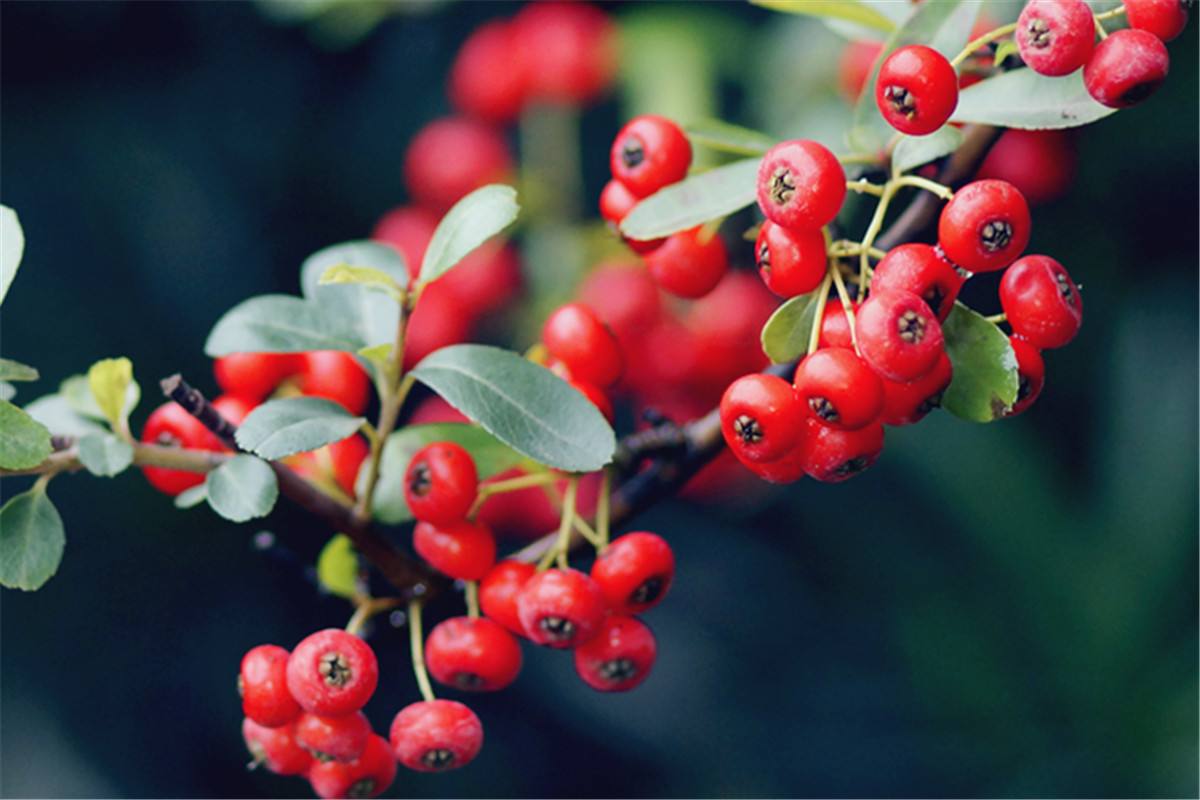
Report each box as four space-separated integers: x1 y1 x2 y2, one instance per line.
768 166 796 205
980 219 1013 252
896 310 927 344
883 85 916 118
1119 78 1164 106
421 748 456 771
319 651 353 687
407 462 432 497
539 615 576 642
923 285 946 317
1026 16 1051 48
808 396 840 423
1054 270 1077 306
833 456 870 478
348 779 377 798
733 414 763 445
454 672 485 690
629 576 663 606
621 137 645 170
598 658 639 683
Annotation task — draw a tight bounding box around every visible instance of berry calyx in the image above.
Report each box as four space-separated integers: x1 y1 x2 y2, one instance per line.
609 115 692 198
413 519 497 582
404 442 479 526
793 347 886 431
880 351 953 426
875 45 959 136
643 226 729 299
1007 336 1046 416
573 615 657 692
542 302 624 388
719 373 805 464
479 560 536 636
856 288 946 382
308 734 397 799
797 415 885 483
425 616 523 692
516 568 607 648
590 531 675 614
1083 29 1170 109
296 711 372 763
243 718 313 776
755 220 828 298
1015 0 1096 77
389 699 483 773
756 140 846 230
937 179 1031 273
1125 0 1190 42
870 243 964 322
999 255 1083 349
239 644 302 728
285 629 379 717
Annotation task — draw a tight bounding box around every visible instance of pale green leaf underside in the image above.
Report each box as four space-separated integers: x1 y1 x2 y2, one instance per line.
205 455 279 522
950 69 1118 130
235 397 365 460
0 399 52 469
77 433 134 477
420 184 520 286
620 158 760 241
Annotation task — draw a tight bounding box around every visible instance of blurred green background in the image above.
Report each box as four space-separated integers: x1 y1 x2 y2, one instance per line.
2 2 1196 797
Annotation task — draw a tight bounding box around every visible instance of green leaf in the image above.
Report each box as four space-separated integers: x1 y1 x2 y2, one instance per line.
318 264 404 302
0 358 38 382
234 397 366 460
822 1 911 41
686 119 777 156
0 484 65 591
941 303 1019 422
410 345 616 473
316 534 359 599
619 158 760 241
750 0 897 34
174 484 208 509
363 422 526 524
76 433 134 477
301 243 407 351
205 455 279 522
87 357 135 428
891 126 964 177
23 394 106 438
419 184 520 287
760 291 823 365
60 374 140 424
950 68 1118 130
0 400 52 469
0 205 25 307
205 295 361 356
0 383 13 402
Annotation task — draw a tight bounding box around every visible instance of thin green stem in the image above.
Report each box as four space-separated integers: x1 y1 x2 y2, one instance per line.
859 183 898 292
408 600 436 703
1093 6 1127 21
893 174 955 200
572 516 604 548
807 273 834 357
468 470 557 519
829 264 861 354
1094 15 1109 39
354 302 412 527
538 476 578 571
839 152 883 166
950 21 1018 68
464 581 480 619
597 469 611 548
846 178 886 197
985 313 1007 324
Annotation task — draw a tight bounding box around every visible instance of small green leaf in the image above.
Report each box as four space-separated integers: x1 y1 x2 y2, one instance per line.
206 455 279 522
174 484 208 509
891 126 964 177
0 400 52 469
410 345 615 473
993 38 1019 67
319 264 404 302
60 374 140 424
686 119 777 156
0 383 13 402
941 303 1019 422
950 68 1118 130
761 291 823 365
750 0 897 34
87 357 135 428
24 394 106 438
822 0 911 41
0 358 38 382
620 158 760 241
419 184 520 287
205 295 362 356
234 397 366 460
0 484 65 591
301 242 408 352
316 534 359 599
357 343 392 364
1 205 25 307
76 433 134 477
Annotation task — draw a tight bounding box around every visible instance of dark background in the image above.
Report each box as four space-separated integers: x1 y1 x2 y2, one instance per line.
2 2 1197 797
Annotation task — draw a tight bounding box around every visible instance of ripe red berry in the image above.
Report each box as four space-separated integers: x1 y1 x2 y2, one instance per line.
794 347 886 430
797 415 885 483
745 445 809 485
1015 0 1096 77
372 205 438 283
542 302 624 388
517 568 607 648
871 243 964 322
243 718 313 776
976 129 1076 206
875 45 959 135
212 394 256 428
403 117 512 213
308 734 397 800
756 140 846 230
610 115 692 198
140 402 221 496
404 281 473 369
999 255 1083 349
286 629 379 717
819 301 857 350
288 434 369 499
239 644 301 728
755 220 827 297
425 616 523 692
390 699 483 773
643 226 728 299
880 351 953 426
566 376 614 422
591 532 675 614
296 711 372 763
1007 337 1046 416
449 21 528 124
719 374 805 464
213 353 301 403
479 560 536 636
438 241 523 318
578 261 664 346
839 40 884 101
1125 0 1189 41
857 288 946 382
405 442 479 526
1083 29 1170 109
599 179 664 254
574 615 657 692
512 1 616 105
296 351 371 416
413 519 496 582
937 179 1031 273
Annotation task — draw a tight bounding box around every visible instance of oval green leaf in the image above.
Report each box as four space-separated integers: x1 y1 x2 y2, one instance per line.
620 158 760 241
950 68 1118 130
751 0 897 34
0 399 52 470
316 534 359 600
761 290 822 365
0 484 65 591
302 241 407 351
234 397 366 461
24 394 106 438
60 374 140 424
941 303 1019 422
205 295 361 356
0 205 24 307
174 484 208 510
686 119 777 157
77 433 134 477
0 358 38 382
205 455 279 522
891 126 964 177
87 357 135 428
419 184 519 286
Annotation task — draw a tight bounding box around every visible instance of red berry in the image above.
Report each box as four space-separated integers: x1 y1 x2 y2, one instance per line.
745 445 809 484
794 347 886 430
1126 0 1189 41
599 180 663 254
590 532 675 614
288 434 370 499
542 302 624 388
566 376 614 422
573 615 657 692
308 734 397 800
479 560 536 636
875 45 959 136
610 115 692 198
578 261 664 347
297 351 371 415
880 351 953 426
296 711 372 763
516 568 606 648
243 718 312 776
372 205 438 282
1083 29 1170 109
389 699 483 773
425 616 523 692
1015 0 1096 77
819 301 857 350
756 140 846 230
404 281 473 369
839 40 884 101
797 415 885 483
856 288 946 382
999 255 1082 349
719 374 805 464
212 394 255 427
239 644 301 728
871 243 964 322
403 117 512 213
413 519 496 581
405 442 479 526
755 220 827 298
937 179 1031 273
644 226 728 299
976 129 1076 206
213 353 300 403
512 1 616 105
1007 337 1046 416
139 402 221 496
438 242 523 318
449 21 528 124
286 629 379 717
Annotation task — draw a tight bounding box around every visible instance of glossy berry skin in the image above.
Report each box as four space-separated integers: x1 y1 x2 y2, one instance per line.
746 446 809 485
599 179 663 253
756 140 846 230
798 416 885 483
214 353 300 403
938 179 1031 273
644 226 728 299
542 302 624 388
755 221 827 297
1083 29 1170 109
517 568 607 648
289 434 370 499
856 288 946 382
999 255 1082 349
286 629 379 718
567 376 614 423
239 644 301 728
610 115 692 198
1015 0 1095 77
449 20 528 123
794 348 885 431
512 1 616 105
875 45 959 136
819 302 857 350
839 40 884 101
425 616 523 692
390 699 483 773
976 129 1076 206
243 718 313 776
294 351 371 416
413 519 496 581
574 615 657 692
308 734 397 800
296 711 372 763
579 261 664 348
479 560 536 636
719 374 805 464
140 402 221 496
1126 0 1189 41
880 352 953 426
871 243 964 322
591 532 675 615
405 442 479 526
404 117 512 212
1007 337 1046 416
404 281 473 370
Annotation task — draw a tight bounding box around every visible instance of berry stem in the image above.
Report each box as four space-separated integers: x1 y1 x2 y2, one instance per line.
345 596 403 637
407 599 437 703
1094 15 1110 39
845 178 886 197
1093 6 1127 21
985 312 1008 324
893 174 955 200
573 516 604 549
464 580 480 619
807 273 834 357
597 468 611 547
828 262 862 354
538 476 579 571
838 152 884 166
858 182 899 292
950 21 1018 69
